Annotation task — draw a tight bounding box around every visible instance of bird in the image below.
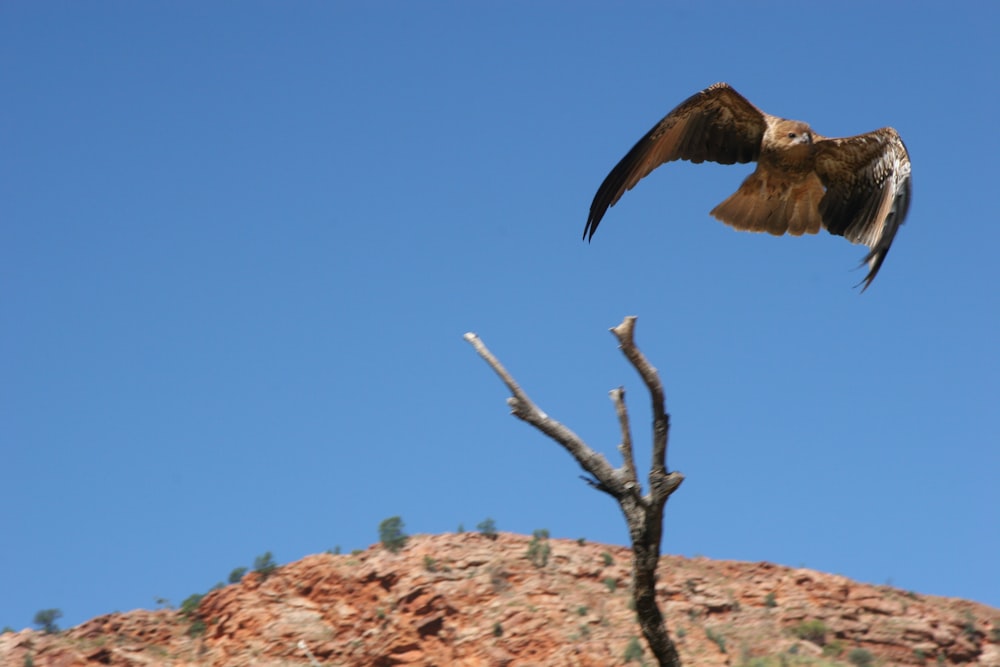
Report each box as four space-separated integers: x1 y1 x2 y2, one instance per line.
583 82 911 290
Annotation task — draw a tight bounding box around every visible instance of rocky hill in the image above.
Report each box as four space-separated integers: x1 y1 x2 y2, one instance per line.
2 533 997 666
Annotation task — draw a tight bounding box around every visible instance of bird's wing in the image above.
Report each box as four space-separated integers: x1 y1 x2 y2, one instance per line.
814 128 912 291
584 82 769 240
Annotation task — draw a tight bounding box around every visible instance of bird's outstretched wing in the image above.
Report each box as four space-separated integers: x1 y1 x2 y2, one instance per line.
815 128 912 291
584 82 769 240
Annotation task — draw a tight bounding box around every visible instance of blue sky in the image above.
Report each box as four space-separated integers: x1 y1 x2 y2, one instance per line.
2 3 998 630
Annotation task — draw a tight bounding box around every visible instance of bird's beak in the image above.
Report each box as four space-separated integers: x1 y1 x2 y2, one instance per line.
803 132 813 145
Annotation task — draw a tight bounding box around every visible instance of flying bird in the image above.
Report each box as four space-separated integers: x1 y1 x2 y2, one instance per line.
583 83 911 290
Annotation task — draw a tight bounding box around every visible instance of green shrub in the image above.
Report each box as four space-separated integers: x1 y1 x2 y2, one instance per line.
477 518 497 539
379 516 408 553
576 537 586 546
179 594 204 619
423 556 438 572
187 618 206 637
600 552 614 566
848 648 875 667
822 639 845 657
623 636 645 663
764 592 777 608
706 628 726 653
32 609 61 634
576 605 588 616
492 622 503 637
790 619 828 645
253 552 278 580
603 577 618 593
228 567 248 584
526 529 551 567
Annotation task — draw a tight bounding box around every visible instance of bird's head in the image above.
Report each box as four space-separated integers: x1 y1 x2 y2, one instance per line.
769 119 814 147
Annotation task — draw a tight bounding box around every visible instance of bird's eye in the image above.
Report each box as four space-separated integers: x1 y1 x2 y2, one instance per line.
787 132 797 139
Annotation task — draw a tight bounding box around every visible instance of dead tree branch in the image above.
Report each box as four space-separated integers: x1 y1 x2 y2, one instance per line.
464 315 684 667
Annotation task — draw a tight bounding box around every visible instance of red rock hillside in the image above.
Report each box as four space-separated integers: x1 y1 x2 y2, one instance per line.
1 533 997 666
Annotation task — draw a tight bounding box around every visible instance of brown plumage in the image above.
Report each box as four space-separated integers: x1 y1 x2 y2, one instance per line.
584 82 912 290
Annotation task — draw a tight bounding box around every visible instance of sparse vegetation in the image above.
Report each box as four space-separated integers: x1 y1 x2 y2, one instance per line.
822 639 845 657
379 516 408 553
423 555 438 572
179 592 206 636
577 537 586 546
740 658 845 667
577 605 588 616
764 592 777 608
526 529 551 567
180 593 204 618
228 566 248 584
847 647 874 667
253 552 278 580
790 619 828 645
962 611 982 641
706 627 727 653
623 636 645 663
32 609 61 634
492 622 503 637
187 618 206 637
477 517 497 539
456 523 464 533
603 576 618 593
600 551 614 566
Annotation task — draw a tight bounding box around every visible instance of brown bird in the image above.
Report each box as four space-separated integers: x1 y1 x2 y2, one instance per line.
584 83 912 290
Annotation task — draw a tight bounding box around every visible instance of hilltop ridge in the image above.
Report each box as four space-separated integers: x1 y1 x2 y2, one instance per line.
2 532 997 666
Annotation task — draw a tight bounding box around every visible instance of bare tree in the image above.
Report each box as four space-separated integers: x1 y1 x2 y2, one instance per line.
464 316 684 667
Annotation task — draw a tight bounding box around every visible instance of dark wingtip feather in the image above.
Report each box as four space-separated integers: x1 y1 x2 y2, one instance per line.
854 245 889 293
582 156 631 241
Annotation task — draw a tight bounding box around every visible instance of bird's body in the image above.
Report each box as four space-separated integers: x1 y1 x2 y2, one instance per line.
584 83 911 290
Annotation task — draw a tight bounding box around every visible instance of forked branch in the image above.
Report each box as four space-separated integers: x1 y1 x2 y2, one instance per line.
464 316 684 667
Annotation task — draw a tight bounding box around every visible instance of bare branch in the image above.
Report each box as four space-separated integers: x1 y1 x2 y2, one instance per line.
464 332 620 492
610 316 671 497
463 333 536 416
611 387 638 485
465 318 684 667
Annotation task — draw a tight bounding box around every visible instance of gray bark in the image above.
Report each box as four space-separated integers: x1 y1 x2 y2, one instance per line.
464 316 684 667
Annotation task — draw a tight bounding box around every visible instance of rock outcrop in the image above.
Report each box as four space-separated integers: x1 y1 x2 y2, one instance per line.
2 533 997 666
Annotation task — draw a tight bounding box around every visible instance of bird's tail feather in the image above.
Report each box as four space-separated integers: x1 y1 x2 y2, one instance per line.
710 168 824 237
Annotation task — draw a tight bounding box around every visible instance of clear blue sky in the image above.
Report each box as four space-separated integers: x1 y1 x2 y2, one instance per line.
2 3 998 630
